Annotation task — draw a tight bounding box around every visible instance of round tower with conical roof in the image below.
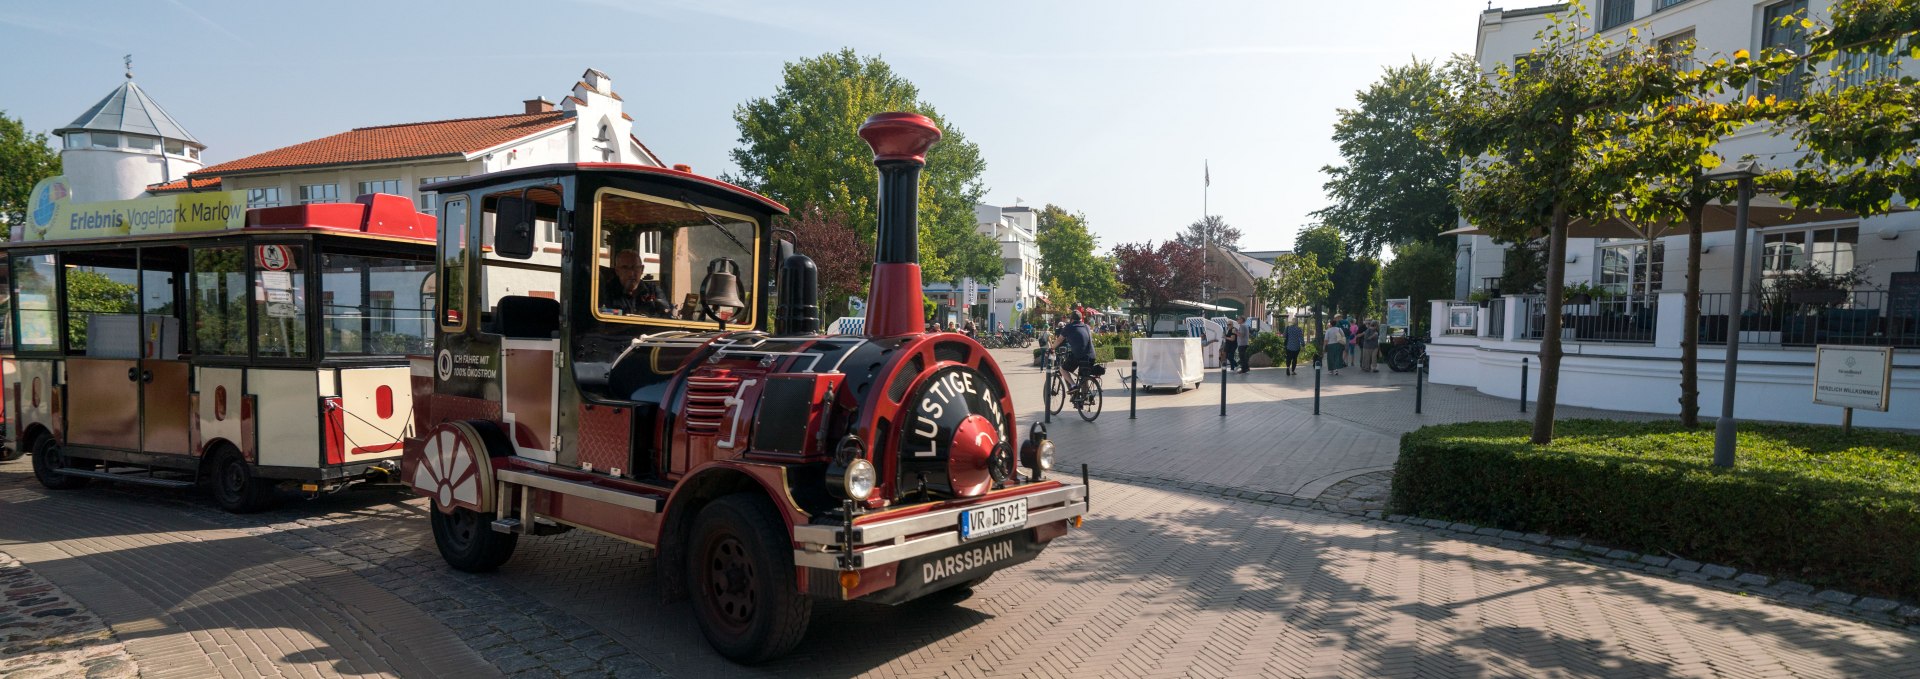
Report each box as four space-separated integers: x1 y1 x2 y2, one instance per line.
55 68 205 203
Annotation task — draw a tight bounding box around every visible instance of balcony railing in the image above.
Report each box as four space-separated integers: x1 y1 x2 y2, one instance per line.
1698 289 1920 348
1522 293 1659 344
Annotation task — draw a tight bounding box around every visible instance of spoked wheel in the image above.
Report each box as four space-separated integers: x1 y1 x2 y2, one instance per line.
1077 376 1104 422
1044 371 1068 415
688 494 811 664
210 447 276 513
30 436 89 490
1387 347 1417 373
431 504 519 572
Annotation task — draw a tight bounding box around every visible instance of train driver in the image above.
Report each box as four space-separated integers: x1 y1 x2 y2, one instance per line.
600 249 674 317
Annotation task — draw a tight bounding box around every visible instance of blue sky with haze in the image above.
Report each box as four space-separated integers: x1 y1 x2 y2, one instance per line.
1 0 1552 252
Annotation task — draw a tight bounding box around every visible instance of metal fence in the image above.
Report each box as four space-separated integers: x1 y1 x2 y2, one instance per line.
1521 293 1659 344
1699 288 1920 349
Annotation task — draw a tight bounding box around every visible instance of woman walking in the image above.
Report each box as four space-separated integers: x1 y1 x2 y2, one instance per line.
1359 319 1381 372
1323 320 1348 375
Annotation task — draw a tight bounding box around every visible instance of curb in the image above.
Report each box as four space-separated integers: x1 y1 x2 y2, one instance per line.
1082 467 1920 635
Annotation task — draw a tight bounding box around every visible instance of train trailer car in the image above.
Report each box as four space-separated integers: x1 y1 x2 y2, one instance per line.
402 113 1087 663
9 194 437 512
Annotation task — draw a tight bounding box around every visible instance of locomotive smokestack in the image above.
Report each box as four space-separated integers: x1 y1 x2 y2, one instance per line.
857 112 942 338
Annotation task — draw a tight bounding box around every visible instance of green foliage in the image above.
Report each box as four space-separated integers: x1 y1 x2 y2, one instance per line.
1560 281 1614 302
0 111 61 240
1259 252 1334 316
1381 241 1455 330
65 269 137 348
1390 419 1920 599
1249 331 1284 360
1331 257 1382 318
1499 238 1548 295
1313 60 1461 255
1174 215 1241 250
727 49 998 284
1035 205 1122 309
1292 224 1347 270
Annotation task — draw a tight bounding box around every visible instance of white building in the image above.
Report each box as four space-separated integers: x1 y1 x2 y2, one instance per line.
1437 1 1920 430
977 204 1042 328
55 76 206 203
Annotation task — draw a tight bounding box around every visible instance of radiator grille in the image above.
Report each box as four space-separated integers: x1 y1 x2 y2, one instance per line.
684 374 739 435
934 341 970 365
887 355 923 403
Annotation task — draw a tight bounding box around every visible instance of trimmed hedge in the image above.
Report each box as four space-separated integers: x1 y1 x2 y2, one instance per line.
1390 420 1920 599
1031 345 1117 364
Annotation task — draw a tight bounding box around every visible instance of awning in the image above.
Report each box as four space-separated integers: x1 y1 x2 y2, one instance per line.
1441 194 1884 240
1168 299 1235 312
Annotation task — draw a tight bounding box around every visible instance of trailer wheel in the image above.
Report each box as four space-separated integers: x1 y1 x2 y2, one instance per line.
687 493 811 664
431 505 517 573
30 435 89 490
210 447 276 513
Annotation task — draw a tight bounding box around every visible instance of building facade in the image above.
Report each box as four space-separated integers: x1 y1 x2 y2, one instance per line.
55 77 205 204
1436 1 1920 429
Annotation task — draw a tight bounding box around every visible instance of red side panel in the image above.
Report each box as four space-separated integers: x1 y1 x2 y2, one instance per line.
577 403 632 476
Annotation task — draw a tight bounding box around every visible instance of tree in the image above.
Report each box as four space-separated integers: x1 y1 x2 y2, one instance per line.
1174 215 1241 251
1313 61 1461 256
1442 7 1677 443
1112 240 1205 330
1 111 61 240
1498 238 1548 295
727 49 999 285
786 206 870 316
1258 252 1334 318
1034 204 1122 309
1381 241 1455 334
1292 223 1377 316
1292 224 1347 271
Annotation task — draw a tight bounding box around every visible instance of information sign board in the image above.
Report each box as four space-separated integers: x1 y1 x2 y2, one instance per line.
1813 345 1893 412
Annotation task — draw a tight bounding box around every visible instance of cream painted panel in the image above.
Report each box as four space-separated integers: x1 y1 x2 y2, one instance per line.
195 367 245 456
15 360 57 440
338 367 410 462
250 369 320 468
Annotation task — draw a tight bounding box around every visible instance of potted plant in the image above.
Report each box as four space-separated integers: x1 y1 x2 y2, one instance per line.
1468 290 1494 308
1562 281 1610 306
1775 264 1868 306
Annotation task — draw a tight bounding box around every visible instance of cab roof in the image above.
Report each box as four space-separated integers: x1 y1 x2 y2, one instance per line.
424 163 789 216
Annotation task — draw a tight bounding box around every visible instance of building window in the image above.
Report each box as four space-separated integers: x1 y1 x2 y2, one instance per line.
1761 0 1811 100
1600 0 1634 30
1597 239 1664 297
164 139 186 156
1837 40 1904 90
1658 30 1696 71
299 183 340 205
1655 0 1692 10
357 179 402 197
90 133 120 149
416 175 465 215
1762 225 1857 288
126 134 158 151
247 187 283 208
64 133 86 149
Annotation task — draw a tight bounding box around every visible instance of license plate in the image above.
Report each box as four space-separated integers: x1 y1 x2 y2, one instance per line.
958 498 1027 541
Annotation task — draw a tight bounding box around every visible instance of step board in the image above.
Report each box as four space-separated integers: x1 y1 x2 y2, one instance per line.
497 469 661 512
56 468 197 489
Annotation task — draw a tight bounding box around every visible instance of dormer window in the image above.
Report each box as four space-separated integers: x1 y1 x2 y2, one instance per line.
91 133 120 149
65 133 86 149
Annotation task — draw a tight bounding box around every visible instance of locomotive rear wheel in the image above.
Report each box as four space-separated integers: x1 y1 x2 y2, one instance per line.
210 448 275 514
31 436 89 490
431 505 518 573
688 493 811 664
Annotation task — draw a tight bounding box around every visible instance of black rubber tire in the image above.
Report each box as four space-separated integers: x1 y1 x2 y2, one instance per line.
1387 347 1416 373
687 493 812 664
1045 372 1067 416
30 436 89 490
1078 377 1104 422
430 505 519 573
209 447 275 513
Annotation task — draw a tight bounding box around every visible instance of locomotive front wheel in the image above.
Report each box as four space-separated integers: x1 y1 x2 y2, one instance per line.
209 447 276 513
431 505 518 573
31 436 89 490
688 493 811 664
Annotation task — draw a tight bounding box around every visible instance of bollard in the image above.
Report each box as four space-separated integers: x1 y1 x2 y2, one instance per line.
1313 354 1322 416
1043 349 1052 425
1129 367 1137 420
1520 356 1529 413
1415 354 1425 415
1219 364 1228 417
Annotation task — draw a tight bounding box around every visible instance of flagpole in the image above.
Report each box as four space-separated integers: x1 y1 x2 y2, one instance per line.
1202 160 1210 314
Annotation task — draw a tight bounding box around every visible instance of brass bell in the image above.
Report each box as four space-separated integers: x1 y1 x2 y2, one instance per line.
701 258 747 315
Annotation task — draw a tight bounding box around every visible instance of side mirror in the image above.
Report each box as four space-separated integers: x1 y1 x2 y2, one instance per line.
494 195 536 259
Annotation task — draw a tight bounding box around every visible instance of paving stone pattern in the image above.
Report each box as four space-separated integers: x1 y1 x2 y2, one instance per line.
0 551 136 679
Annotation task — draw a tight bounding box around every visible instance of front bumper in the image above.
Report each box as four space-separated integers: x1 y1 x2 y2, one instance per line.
792 483 1086 570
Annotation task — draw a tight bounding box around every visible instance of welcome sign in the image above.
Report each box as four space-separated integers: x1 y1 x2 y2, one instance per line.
19 175 248 243
1812 345 1893 412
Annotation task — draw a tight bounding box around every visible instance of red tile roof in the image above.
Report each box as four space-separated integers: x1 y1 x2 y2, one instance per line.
147 176 223 193
189 111 573 178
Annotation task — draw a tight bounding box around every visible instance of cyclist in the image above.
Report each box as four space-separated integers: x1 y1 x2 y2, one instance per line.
1049 311 1095 394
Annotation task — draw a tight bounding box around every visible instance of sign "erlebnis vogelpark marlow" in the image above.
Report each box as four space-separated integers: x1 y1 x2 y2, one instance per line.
19 175 247 243
1813 345 1894 412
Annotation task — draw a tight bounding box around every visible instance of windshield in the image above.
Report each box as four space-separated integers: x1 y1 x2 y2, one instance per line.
592 189 758 328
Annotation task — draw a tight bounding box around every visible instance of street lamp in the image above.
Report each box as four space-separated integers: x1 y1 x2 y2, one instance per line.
1703 159 1763 468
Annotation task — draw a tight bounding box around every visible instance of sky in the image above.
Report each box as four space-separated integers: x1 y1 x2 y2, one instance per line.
1 0 1555 253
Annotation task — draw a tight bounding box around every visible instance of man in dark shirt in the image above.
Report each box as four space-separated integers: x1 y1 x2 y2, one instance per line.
600 249 673 317
1049 312 1095 385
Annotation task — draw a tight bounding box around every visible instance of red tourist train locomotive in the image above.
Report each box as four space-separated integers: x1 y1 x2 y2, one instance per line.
401 112 1087 662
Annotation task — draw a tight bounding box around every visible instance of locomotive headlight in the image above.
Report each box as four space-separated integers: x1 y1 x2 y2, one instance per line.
1038 440 1056 471
845 459 877 501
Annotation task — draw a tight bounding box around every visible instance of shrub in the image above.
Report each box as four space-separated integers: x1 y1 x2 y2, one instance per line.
1249 332 1283 361
1113 345 1131 361
1390 420 1920 599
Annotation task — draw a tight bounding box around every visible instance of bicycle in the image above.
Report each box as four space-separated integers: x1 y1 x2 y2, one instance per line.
1043 348 1103 421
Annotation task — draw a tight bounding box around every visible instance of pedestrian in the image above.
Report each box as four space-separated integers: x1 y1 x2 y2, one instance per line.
1282 317 1304 376
1360 319 1381 372
1235 314 1252 374
1323 320 1348 376
1221 318 1240 371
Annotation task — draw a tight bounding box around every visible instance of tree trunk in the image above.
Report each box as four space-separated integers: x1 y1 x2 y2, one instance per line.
1679 204 1704 428
1531 204 1571 444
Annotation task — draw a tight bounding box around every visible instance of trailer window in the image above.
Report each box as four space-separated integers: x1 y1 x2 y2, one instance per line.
0 259 13 352
191 247 249 356
255 244 309 359
322 251 433 356
439 197 468 330
591 189 757 328
11 254 60 353
63 250 140 357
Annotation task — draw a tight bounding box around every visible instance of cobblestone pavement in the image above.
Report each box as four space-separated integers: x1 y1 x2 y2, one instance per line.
2 348 1915 677
0 551 136 679
1313 470 1395 514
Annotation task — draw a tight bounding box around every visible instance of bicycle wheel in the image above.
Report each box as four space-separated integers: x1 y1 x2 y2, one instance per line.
1045 371 1067 415
1077 376 1103 421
